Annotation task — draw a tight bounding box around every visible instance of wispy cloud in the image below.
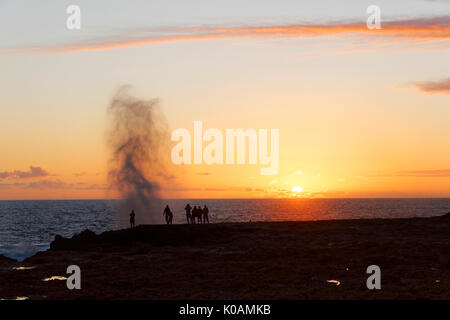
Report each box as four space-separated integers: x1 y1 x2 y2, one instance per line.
364 169 450 178
12 16 450 54
410 78 450 95
25 179 68 189
0 166 49 180
0 179 108 190
197 172 212 176
73 171 87 177
395 170 450 177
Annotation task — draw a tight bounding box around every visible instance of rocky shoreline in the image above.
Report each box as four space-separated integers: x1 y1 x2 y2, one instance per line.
1 215 450 299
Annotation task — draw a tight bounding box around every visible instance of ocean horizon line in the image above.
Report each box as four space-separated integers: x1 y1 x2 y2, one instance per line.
1 197 450 201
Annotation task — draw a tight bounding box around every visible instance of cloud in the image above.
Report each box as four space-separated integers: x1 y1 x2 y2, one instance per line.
0 166 49 180
0 178 108 190
203 188 226 191
197 172 212 176
25 179 68 189
0 172 9 179
0 180 67 189
25 180 108 190
73 171 87 177
395 170 450 177
365 169 450 178
12 16 450 54
0 182 24 189
410 78 450 95
156 172 176 180
80 183 108 190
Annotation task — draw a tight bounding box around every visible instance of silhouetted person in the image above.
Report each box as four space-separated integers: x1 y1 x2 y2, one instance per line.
191 206 196 224
163 205 173 225
196 206 203 224
202 205 209 224
129 210 136 228
184 203 192 224
191 206 198 224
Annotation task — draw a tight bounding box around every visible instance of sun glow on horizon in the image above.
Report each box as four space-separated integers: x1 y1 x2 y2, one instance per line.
291 186 303 193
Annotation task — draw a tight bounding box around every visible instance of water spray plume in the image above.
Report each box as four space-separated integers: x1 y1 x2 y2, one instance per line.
107 86 169 226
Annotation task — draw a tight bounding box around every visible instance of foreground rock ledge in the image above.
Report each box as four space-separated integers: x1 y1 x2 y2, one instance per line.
1 216 450 299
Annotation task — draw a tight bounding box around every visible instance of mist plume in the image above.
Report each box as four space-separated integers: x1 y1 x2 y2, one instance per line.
107 86 169 226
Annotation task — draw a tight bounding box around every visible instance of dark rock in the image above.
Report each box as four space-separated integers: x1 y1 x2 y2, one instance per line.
49 224 244 251
51 229 97 250
0 254 16 266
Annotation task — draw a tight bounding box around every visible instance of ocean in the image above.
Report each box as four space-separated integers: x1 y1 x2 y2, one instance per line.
0 198 449 261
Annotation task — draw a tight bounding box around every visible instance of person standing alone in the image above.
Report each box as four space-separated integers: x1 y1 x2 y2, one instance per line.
129 210 136 228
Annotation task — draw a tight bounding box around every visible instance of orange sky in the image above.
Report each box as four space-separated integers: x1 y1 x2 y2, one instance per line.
1 5 449 199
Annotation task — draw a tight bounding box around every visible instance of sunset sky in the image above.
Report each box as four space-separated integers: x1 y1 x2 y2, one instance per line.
0 0 449 199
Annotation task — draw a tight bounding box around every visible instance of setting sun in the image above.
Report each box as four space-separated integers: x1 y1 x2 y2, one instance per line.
292 186 303 193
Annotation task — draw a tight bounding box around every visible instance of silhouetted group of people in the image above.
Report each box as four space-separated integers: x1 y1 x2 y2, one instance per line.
129 204 210 227
184 204 209 224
